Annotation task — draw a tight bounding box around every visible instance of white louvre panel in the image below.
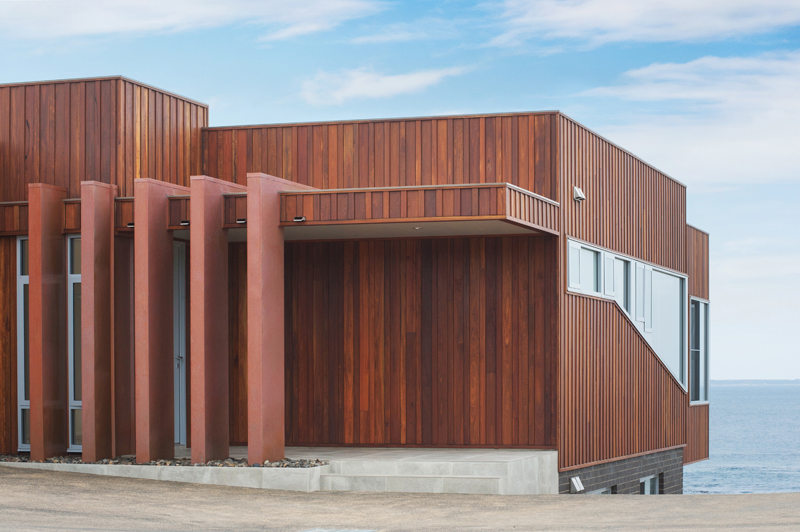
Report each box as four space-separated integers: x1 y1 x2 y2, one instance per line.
604 253 615 297
568 241 581 290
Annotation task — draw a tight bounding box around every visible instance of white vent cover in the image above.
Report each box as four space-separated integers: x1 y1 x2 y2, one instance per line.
570 475 585 493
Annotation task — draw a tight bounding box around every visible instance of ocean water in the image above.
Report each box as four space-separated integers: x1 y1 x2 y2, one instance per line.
683 384 800 494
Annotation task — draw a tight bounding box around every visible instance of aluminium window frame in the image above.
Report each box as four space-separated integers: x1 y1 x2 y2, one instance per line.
568 238 635 318
67 235 82 453
689 296 711 405
567 239 604 297
639 474 660 495
16 236 30 452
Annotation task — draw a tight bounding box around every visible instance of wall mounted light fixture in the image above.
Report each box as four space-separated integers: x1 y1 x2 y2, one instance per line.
570 476 585 494
293 216 306 222
573 186 586 202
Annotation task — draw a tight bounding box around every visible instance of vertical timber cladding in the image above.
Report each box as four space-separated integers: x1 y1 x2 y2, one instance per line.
560 295 686 470
202 113 560 202
0 237 17 454
686 225 709 464
685 404 709 464
558 114 687 273
0 77 208 201
558 115 691 471
687 225 710 300
282 235 558 447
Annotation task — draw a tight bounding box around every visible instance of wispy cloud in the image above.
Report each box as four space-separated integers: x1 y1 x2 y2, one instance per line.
301 66 470 105
0 0 381 41
351 18 460 44
579 51 800 185
490 0 800 47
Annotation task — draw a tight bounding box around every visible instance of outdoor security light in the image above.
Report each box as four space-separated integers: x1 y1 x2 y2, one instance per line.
293 216 306 222
570 476 585 494
573 186 586 202
236 218 246 224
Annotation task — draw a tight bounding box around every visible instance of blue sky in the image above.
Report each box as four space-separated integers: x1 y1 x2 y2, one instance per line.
2 0 799 378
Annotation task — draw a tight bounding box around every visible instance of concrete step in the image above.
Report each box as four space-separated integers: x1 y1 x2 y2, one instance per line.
320 473 507 495
327 459 509 477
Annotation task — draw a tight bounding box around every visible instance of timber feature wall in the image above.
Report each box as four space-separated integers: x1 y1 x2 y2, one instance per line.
282 235 558 447
203 113 559 201
0 76 208 200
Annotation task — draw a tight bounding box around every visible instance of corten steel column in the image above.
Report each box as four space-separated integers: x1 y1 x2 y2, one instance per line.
189 176 247 463
246 173 312 465
134 179 189 463
28 184 68 461
80 182 116 462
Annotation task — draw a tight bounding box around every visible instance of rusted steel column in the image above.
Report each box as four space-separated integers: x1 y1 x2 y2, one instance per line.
246 173 312 465
133 179 189 463
189 176 246 464
28 184 68 461
80 182 116 462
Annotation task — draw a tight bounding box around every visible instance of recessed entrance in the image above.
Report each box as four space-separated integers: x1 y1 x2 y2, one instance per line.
173 241 188 446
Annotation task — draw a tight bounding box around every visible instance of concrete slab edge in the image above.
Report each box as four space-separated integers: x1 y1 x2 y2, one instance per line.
0 462 328 492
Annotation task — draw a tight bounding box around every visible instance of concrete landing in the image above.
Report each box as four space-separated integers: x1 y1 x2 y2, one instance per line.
289 447 559 495
2 446 559 495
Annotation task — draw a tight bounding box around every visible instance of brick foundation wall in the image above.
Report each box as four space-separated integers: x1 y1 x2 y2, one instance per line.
558 448 683 494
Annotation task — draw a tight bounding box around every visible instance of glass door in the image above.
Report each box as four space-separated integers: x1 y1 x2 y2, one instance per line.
16 237 30 452
173 241 188 446
67 236 82 452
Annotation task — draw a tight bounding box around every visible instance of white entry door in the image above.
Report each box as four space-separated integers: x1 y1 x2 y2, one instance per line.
173 241 188 445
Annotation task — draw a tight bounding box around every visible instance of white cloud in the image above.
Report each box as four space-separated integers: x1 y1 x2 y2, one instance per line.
490 0 800 46
0 0 380 40
351 19 459 44
579 51 800 186
301 66 470 105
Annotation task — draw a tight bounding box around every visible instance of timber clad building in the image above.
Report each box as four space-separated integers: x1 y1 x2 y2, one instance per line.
0 76 710 495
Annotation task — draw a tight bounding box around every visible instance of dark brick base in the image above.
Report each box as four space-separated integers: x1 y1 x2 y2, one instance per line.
559 448 683 494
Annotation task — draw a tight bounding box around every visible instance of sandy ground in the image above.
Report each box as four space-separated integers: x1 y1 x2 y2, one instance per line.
1 465 798 532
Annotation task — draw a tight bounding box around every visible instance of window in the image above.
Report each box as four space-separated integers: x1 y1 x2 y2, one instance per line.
568 241 601 295
67 236 82 451
640 475 660 495
690 299 710 403
588 486 616 494
604 256 631 314
16 237 30 451
635 263 645 322
650 269 686 383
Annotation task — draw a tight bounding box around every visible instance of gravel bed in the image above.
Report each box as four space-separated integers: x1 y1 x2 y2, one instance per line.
0 454 327 468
